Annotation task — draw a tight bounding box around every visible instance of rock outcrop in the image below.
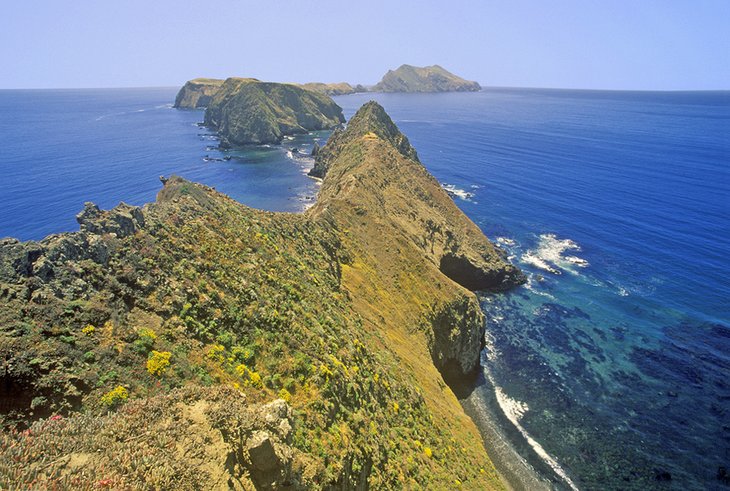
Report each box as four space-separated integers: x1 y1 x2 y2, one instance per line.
204 78 345 146
173 78 225 108
373 64 481 93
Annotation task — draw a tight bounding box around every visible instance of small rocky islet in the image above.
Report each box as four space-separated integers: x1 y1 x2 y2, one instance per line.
0 68 527 488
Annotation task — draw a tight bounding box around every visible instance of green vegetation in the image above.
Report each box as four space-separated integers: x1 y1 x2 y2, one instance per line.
373 64 481 93
0 102 521 489
204 78 345 146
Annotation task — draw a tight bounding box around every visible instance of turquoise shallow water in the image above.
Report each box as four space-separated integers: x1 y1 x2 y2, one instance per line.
1 87 729 490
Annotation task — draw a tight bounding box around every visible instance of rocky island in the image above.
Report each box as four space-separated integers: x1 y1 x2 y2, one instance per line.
203 78 345 147
296 82 367 96
0 100 523 488
173 78 225 109
373 64 481 93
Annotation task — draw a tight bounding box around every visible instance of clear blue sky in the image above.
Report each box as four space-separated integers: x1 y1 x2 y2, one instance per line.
1 0 728 90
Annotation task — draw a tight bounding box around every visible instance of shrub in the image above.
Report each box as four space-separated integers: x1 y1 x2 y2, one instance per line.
133 328 157 353
100 386 128 407
278 388 292 402
147 351 172 376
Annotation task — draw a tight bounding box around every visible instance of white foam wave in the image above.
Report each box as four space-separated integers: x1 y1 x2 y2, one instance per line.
496 236 517 247
492 384 580 490
441 183 475 201
521 234 589 275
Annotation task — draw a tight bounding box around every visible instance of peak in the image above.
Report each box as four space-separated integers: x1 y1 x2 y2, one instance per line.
343 102 414 152
308 102 418 178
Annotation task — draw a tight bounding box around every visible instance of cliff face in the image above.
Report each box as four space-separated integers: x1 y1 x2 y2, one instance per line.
374 64 481 93
173 78 225 108
0 103 521 489
203 78 345 146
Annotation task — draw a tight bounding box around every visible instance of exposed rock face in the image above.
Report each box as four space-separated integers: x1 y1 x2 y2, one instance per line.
373 64 481 93
173 78 225 108
204 78 345 146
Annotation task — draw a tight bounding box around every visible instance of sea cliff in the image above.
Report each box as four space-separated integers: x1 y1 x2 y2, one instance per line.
173 78 225 108
0 102 522 489
203 78 345 146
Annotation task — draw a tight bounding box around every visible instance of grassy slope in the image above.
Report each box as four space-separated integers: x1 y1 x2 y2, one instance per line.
0 103 518 489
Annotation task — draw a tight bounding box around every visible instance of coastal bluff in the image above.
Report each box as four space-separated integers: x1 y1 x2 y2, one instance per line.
0 102 522 488
374 64 481 93
173 78 225 109
204 78 345 146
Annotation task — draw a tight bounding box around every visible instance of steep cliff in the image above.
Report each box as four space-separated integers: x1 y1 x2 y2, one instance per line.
0 103 521 489
173 78 225 108
204 78 345 146
374 64 481 93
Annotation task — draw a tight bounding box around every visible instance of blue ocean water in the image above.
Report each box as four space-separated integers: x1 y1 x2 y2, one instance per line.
0 88 321 241
1 87 729 489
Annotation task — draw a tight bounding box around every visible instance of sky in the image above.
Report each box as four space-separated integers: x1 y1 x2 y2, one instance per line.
1 0 728 90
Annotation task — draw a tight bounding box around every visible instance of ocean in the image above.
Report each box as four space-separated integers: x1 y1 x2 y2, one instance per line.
1 87 728 490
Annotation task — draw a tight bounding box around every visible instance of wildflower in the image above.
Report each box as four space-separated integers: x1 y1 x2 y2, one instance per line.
100 386 128 407
147 351 171 376
278 388 292 402
248 371 263 388
424 447 433 458
82 324 96 335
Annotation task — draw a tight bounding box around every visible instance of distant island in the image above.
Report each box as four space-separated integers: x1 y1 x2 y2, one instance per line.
373 64 481 93
296 82 368 96
202 78 345 146
174 65 481 115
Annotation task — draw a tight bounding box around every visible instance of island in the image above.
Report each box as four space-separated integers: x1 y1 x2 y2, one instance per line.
173 77 225 109
201 77 345 147
373 64 481 93
296 82 366 96
0 101 524 488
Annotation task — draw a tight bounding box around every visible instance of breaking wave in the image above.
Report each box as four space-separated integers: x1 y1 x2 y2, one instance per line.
521 234 589 275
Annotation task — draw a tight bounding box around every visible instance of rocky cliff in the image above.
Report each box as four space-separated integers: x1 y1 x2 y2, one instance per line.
0 102 521 489
204 78 345 146
173 78 225 108
374 64 481 93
